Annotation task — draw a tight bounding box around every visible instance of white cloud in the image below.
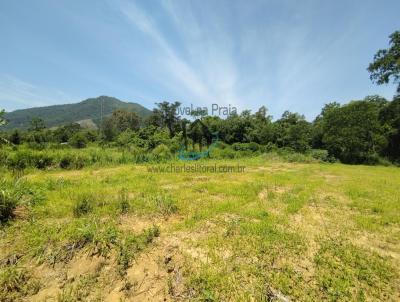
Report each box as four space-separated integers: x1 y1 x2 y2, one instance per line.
0 75 72 111
118 0 242 109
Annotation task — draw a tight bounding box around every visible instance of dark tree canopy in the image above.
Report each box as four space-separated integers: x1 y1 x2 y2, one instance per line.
321 98 387 164
102 109 140 141
151 101 181 137
368 31 400 93
379 95 400 160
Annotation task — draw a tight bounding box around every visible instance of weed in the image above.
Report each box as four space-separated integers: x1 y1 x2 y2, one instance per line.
0 189 17 223
154 194 178 217
0 265 40 301
117 225 160 275
72 194 94 217
118 187 130 214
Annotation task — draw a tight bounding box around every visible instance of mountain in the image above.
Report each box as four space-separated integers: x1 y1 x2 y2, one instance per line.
2 96 153 130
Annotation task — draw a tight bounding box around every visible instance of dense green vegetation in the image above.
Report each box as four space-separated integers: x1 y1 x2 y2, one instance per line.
1 93 400 168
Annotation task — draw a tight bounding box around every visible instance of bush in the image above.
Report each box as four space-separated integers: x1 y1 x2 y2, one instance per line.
151 144 172 162
32 153 53 169
232 142 260 152
59 155 73 169
309 149 336 163
211 147 236 159
69 133 87 149
6 150 32 171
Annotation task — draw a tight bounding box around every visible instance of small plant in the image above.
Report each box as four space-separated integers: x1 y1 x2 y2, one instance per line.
144 224 160 243
73 194 94 217
117 225 160 275
118 188 130 214
0 266 41 301
0 189 17 223
154 194 178 217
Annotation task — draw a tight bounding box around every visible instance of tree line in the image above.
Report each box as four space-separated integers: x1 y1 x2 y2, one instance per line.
0 30 399 165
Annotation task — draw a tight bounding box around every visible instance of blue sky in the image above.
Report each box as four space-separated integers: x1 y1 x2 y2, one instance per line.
0 0 399 120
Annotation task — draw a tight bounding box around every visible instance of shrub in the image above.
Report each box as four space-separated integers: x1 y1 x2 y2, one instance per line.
59 155 72 169
32 153 53 169
280 150 315 163
309 149 335 163
232 142 260 152
211 147 236 159
6 150 32 171
69 133 87 149
151 144 172 162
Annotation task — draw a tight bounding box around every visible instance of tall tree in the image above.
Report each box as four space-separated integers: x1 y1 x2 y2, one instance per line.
249 106 274 144
379 95 400 161
274 111 312 152
368 31 400 94
102 109 140 141
153 101 181 137
312 102 341 149
321 98 387 163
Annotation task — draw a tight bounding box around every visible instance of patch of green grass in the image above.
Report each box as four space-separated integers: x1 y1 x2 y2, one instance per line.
0 157 399 301
0 265 41 302
314 239 398 301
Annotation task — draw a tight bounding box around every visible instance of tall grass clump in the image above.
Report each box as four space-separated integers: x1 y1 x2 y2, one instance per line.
73 194 94 217
118 188 130 214
154 194 178 217
0 189 18 223
0 179 39 223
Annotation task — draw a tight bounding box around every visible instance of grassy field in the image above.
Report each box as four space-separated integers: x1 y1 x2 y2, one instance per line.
1 156 399 301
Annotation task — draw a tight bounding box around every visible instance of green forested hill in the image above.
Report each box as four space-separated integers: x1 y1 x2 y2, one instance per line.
3 96 152 130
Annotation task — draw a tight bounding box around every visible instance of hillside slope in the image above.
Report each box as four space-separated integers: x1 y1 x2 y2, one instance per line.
3 96 152 130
